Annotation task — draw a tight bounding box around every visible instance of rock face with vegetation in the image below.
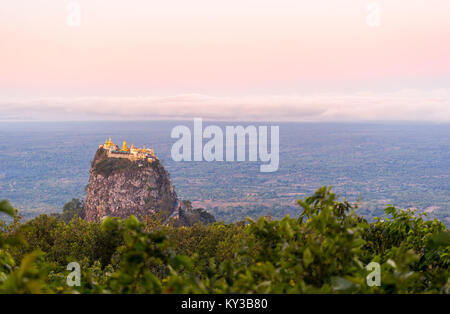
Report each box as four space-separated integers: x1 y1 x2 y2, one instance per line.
172 200 216 227
83 148 179 222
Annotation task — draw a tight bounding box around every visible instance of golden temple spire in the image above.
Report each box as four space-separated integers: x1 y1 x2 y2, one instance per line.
122 139 129 151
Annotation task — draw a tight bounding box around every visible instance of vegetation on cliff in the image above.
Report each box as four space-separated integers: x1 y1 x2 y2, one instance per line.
1 187 449 293
92 149 159 178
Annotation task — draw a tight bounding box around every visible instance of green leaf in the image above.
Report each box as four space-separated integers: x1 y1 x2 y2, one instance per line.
0 200 15 217
101 216 119 232
125 215 140 229
303 248 314 268
170 255 193 270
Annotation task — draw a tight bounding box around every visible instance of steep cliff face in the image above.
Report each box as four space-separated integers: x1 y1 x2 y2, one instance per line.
84 148 178 222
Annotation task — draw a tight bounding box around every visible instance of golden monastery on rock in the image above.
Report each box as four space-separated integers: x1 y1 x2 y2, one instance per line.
99 137 157 163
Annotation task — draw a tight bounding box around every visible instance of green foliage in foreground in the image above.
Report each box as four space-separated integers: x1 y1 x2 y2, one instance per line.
1 187 449 294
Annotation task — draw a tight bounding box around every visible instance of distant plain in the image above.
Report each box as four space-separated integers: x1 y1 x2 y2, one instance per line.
0 121 448 225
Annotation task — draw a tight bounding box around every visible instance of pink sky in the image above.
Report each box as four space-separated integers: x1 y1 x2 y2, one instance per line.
1 1 450 120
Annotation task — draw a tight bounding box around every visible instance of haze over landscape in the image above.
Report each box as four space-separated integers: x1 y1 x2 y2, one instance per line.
1 121 448 226
1 1 449 224
0 0 450 216
1 1 450 296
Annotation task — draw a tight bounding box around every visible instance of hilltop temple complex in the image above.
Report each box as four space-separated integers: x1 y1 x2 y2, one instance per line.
99 138 157 163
